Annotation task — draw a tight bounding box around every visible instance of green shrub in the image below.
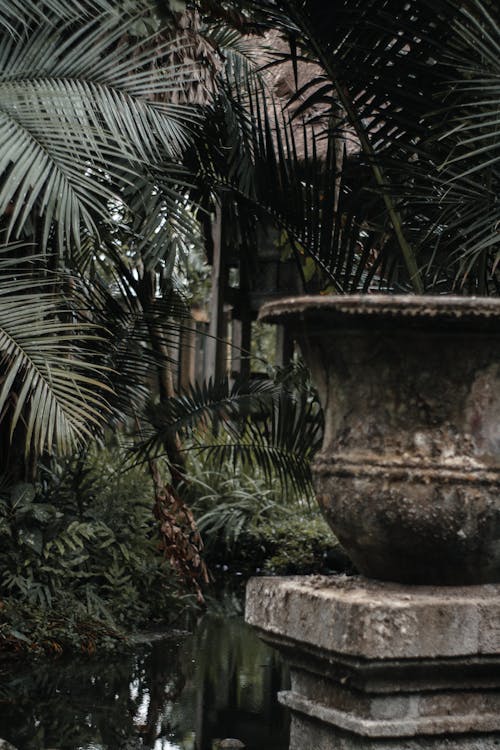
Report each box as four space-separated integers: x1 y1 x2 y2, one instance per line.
184 465 282 551
182 454 349 576
251 514 350 575
0 448 193 656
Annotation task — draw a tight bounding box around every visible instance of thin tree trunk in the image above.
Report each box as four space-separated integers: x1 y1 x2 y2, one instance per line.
135 268 209 599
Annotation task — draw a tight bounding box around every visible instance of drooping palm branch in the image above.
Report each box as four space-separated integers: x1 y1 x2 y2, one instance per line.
0 0 217 473
0 1 199 255
73 247 195 423
0 256 110 459
197 0 500 294
426 0 500 291
138 373 324 496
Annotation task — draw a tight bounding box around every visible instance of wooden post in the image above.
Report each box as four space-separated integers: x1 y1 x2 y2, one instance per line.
179 316 196 392
205 204 228 382
231 314 252 380
275 324 294 369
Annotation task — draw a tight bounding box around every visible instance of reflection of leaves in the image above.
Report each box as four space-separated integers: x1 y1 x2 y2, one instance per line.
0 600 288 750
0 633 192 750
0 651 144 750
174 604 287 750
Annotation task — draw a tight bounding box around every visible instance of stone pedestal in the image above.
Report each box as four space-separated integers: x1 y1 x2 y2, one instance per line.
245 576 500 749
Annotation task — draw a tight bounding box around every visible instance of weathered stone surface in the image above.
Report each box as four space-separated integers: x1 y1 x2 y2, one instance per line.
288 716 500 750
280 687 500 737
246 575 500 660
285 671 500 731
245 575 500 747
259 295 500 584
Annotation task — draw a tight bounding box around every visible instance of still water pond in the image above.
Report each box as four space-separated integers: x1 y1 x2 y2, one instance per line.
0 596 289 750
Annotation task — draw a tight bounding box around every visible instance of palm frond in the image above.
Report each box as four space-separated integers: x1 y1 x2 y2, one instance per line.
0 6 200 254
0 264 110 457
211 0 500 293
0 0 114 34
205 23 268 84
207 76 407 291
137 373 323 497
245 0 461 292
140 375 277 451
193 390 322 497
429 0 500 289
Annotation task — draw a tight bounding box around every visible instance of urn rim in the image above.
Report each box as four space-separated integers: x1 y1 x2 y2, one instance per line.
258 294 500 329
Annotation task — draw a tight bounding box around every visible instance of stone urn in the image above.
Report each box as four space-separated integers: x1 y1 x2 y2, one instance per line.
260 295 500 585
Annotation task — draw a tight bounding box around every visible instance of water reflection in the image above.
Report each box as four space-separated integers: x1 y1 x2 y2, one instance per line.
0 596 289 750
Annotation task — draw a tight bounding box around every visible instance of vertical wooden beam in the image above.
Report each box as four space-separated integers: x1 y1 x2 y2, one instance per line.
231 313 252 380
195 322 208 385
231 317 243 376
275 324 294 369
217 305 230 377
179 316 196 392
171 323 181 394
240 313 252 380
205 203 227 382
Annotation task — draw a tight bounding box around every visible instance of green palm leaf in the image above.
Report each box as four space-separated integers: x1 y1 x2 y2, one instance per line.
208 0 500 292
207 77 400 291
140 375 277 449
72 259 192 421
0 266 110 457
0 0 112 34
0 4 199 254
138 374 323 496
431 0 500 288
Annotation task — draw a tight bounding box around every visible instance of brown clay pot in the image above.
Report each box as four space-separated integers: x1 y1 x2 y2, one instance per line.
260 295 500 585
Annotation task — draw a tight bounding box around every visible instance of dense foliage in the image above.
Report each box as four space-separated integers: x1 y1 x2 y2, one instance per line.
0 439 339 656
1 0 500 477
183 459 349 576
0 0 203 480
195 0 500 294
0 449 192 656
